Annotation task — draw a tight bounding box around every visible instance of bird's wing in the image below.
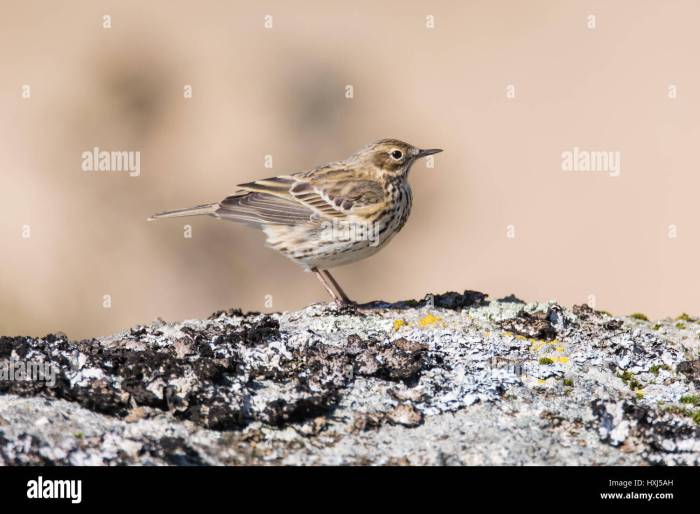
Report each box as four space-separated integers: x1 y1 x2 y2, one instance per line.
216 190 316 226
234 169 386 221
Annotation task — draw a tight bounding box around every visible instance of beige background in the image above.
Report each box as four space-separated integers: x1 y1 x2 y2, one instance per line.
1 0 698 338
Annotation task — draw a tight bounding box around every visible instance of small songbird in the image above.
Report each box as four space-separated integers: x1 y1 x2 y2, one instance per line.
149 139 442 305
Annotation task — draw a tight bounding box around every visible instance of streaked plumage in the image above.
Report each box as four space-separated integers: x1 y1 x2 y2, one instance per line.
149 139 442 304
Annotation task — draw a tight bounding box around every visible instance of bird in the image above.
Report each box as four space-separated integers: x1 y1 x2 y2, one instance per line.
148 139 442 305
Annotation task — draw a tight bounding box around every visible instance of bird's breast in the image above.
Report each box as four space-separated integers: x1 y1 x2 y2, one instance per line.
382 179 413 235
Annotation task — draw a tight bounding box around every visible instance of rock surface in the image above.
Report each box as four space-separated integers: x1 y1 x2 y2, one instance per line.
1 292 699 465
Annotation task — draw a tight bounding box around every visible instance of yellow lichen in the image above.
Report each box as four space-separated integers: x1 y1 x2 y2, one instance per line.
419 313 442 327
393 319 407 331
529 340 546 352
528 338 570 365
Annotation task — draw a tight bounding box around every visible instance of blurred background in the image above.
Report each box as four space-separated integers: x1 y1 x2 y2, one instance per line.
1 0 698 338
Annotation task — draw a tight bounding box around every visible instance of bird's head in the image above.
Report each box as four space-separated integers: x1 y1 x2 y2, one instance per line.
355 139 443 177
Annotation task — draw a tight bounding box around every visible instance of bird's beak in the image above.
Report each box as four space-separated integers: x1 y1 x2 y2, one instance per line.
417 148 443 158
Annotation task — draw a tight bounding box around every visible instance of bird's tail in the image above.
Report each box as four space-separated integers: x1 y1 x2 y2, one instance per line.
147 203 219 221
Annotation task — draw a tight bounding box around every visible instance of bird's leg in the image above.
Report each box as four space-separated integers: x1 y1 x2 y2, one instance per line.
321 269 353 305
311 268 344 305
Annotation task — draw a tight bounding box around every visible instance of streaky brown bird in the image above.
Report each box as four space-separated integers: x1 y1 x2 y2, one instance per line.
149 139 442 305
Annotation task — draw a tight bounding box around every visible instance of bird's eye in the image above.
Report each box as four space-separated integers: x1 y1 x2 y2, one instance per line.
390 150 403 160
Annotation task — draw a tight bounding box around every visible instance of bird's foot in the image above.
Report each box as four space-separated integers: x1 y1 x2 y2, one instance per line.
325 298 359 315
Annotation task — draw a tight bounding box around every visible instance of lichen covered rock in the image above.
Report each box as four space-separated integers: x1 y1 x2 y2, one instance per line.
0 292 698 465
